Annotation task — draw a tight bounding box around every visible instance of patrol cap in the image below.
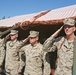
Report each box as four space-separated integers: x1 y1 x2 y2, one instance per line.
63 18 76 26
29 30 39 38
10 30 18 35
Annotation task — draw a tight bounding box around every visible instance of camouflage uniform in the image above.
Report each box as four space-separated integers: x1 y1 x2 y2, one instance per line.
0 38 5 74
5 29 25 75
5 39 24 75
43 36 74 75
43 18 76 75
18 30 51 75
20 43 44 75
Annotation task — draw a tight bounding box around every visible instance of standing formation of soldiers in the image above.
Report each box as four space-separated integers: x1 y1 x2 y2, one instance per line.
0 18 76 75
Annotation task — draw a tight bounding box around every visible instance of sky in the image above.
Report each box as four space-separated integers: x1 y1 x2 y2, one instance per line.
0 0 76 19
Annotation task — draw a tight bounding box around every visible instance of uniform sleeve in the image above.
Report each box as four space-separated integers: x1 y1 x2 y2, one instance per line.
19 45 26 52
0 46 5 64
40 49 45 75
16 41 25 52
0 39 5 65
19 51 25 70
18 46 26 70
3 37 8 44
43 36 57 52
41 50 44 63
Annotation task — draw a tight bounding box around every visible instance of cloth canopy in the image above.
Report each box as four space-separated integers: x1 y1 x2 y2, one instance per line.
0 4 76 28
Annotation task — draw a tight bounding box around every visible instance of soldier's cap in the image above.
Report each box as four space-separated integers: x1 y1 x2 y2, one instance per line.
10 30 18 35
63 18 76 26
0 31 2 36
29 30 39 38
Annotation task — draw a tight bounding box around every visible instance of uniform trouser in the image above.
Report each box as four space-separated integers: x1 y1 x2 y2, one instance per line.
5 67 21 75
5 61 21 75
24 71 43 75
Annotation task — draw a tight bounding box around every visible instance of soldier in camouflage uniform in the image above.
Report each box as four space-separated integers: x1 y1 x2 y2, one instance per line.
5 30 25 75
0 31 5 75
19 30 45 75
43 18 76 75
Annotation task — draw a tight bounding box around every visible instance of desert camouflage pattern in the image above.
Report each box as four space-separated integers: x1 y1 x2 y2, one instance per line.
43 36 74 75
20 43 44 75
0 38 5 65
5 40 24 75
0 38 5 74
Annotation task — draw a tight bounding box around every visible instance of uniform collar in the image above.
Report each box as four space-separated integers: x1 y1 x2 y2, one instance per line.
11 39 17 43
31 42 40 47
64 37 74 48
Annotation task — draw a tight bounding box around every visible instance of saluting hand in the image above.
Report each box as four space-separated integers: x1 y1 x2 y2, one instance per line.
51 26 63 38
6 34 10 39
23 36 29 43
